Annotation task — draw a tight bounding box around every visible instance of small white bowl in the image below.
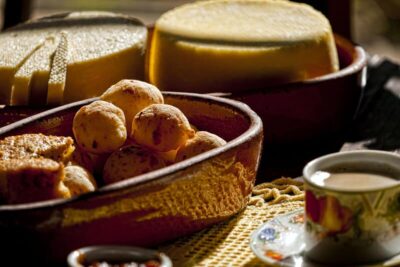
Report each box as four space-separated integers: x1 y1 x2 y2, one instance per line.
67 245 172 267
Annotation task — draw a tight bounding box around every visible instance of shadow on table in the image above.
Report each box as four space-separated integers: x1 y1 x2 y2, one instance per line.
242 257 268 267
256 134 345 182
257 59 400 182
343 59 400 153
159 216 238 267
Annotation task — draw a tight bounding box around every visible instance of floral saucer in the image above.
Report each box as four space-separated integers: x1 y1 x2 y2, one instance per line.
250 209 400 267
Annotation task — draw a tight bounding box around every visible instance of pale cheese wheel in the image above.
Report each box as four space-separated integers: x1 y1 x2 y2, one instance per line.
0 11 147 106
149 0 339 92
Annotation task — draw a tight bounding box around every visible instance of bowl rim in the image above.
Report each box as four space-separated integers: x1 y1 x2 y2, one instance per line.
304 34 367 84
67 245 172 267
0 91 263 211
303 150 400 193
224 33 368 97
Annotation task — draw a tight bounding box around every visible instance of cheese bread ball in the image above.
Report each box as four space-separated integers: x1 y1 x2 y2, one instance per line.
157 149 178 164
103 145 166 184
130 104 195 152
71 147 110 176
73 100 127 154
64 165 97 196
58 182 72 199
176 131 226 162
100 80 164 132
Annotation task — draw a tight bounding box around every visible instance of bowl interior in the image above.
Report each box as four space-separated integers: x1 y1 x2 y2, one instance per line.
307 34 366 83
67 246 171 267
337 35 356 71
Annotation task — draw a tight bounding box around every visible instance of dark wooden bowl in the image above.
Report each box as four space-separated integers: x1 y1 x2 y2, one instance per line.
227 34 368 144
0 92 263 265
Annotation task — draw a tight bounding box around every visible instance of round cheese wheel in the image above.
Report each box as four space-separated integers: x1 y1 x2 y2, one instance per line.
149 0 339 93
0 11 147 106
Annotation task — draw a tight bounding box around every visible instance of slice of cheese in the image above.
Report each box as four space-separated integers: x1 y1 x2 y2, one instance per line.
62 12 147 103
0 35 46 104
0 11 147 106
48 31 68 105
149 0 339 93
11 36 59 106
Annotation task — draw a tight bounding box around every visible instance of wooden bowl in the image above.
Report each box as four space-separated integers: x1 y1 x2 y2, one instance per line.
227 34 368 144
0 92 263 265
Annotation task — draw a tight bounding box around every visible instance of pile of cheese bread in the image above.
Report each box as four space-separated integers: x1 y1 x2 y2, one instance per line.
0 80 226 204
0 0 339 106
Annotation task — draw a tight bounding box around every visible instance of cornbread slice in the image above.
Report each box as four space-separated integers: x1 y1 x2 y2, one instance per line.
0 158 69 204
0 133 75 163
0 11 147 105
11 35 60 106
149 0 339 92
47 31 68 106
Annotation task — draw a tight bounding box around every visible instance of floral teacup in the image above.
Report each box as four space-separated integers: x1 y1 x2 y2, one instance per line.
303 150 400 265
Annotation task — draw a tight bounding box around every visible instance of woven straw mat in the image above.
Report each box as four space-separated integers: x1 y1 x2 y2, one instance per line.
159 177 304 267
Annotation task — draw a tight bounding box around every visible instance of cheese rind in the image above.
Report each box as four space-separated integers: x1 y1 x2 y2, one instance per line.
48 31 68 106
150 0 339 92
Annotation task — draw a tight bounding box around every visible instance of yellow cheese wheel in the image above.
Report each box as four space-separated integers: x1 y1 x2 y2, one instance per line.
149 0 339 93
0 11 147 106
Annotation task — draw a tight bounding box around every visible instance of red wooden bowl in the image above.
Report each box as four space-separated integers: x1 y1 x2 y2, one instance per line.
227 34 368 144
0 92 263 265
